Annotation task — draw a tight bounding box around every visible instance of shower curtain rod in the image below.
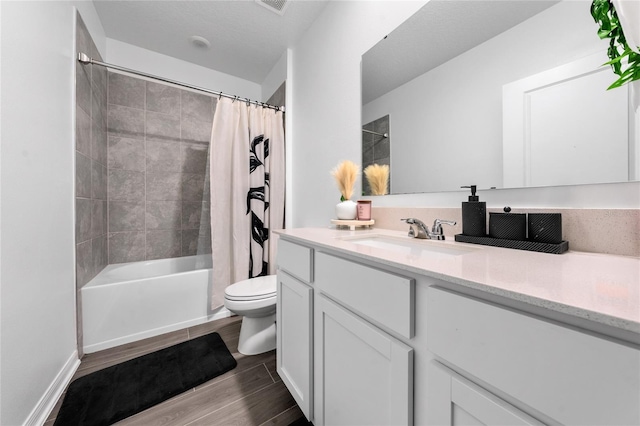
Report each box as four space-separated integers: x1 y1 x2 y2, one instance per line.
362 128 388 138
77 53 284 112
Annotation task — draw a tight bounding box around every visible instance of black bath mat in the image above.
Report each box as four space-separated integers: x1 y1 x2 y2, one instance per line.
54 332 237 426
288 417 314 426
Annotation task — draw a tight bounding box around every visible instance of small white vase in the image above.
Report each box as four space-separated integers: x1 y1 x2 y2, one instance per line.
335 200 357 220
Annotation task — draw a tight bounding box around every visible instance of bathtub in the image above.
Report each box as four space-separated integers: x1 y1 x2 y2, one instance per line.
81 255 230 353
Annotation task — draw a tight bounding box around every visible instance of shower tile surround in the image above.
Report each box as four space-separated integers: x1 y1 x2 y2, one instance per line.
107 72 215 264
362 115 390 196
76 14 108 287
75 10 215 309
75 14 108 354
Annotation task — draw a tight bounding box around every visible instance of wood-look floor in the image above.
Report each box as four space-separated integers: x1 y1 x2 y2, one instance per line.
45 316 306 426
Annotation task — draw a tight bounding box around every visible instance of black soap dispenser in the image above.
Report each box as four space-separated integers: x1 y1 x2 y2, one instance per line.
461 185 486 237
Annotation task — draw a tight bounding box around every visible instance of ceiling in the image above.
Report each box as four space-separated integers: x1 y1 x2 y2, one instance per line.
362 0 559 104
93 0 330 84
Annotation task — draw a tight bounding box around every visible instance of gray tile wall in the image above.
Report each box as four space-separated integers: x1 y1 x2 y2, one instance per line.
107 73 215 263
76 14 108 287
75 12 108 354
362 115 390 196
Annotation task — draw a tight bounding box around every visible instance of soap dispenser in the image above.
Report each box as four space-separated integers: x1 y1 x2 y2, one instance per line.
461 185 486 237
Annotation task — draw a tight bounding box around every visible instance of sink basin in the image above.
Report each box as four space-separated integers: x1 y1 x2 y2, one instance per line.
338 234 475 257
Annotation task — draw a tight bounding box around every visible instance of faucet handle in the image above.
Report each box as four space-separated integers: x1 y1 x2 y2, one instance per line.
432 219 457 240
433 219 456 229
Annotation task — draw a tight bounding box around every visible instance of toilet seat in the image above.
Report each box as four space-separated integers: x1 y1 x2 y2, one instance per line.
224 275 277 301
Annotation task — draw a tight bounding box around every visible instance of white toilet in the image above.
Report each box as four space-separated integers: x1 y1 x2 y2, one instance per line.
223 275 277 355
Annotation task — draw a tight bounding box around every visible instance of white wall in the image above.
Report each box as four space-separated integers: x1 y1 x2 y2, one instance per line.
290 1 427 227
262 50 287 104
291 1 640 226
0 2 105 424
106 39 261 101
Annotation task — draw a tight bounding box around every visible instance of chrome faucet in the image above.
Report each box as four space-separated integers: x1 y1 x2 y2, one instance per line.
401 218 457 240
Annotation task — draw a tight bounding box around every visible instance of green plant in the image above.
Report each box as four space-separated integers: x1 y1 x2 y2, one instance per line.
591 0 640 89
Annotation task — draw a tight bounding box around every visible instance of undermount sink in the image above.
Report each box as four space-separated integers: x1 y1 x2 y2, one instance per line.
338 234 475 257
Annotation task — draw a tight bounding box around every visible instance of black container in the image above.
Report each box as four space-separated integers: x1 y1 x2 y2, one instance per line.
461 185 486 237
489 207 526 240
528 213 562 244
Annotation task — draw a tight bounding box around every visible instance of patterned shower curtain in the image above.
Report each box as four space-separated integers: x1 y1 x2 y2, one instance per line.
209 97 285 309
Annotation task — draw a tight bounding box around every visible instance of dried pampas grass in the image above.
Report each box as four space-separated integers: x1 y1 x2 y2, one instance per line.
364 164 389 196
331 160 360 200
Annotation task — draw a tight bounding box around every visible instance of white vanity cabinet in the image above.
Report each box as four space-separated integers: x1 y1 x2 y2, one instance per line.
427 286 640 426
275 232 640 426
276 240 314 420
313 251 415 426
276 240 415 425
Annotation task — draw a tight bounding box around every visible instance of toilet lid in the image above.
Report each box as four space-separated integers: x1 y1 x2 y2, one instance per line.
224 275 277 301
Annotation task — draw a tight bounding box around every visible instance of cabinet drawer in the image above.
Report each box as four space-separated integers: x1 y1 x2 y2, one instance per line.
277 239 313 283
427 287 640 426
315 252 414 339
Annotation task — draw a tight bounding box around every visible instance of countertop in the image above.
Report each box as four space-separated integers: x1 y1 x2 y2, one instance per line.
274 227 640 334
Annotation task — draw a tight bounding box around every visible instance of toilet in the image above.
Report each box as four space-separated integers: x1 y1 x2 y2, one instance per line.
223 275 277 355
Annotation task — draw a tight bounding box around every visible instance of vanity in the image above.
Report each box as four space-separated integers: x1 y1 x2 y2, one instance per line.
274 227 640 426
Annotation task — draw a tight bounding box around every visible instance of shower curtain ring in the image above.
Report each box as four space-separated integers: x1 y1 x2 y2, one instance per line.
233 95 238 103
245 98 250 106
218 92 222 100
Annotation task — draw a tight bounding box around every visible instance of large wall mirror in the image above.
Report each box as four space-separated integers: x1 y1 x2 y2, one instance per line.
361 0 639 195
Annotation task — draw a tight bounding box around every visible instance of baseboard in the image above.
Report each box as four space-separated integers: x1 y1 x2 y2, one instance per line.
83 308 232 353
24 351 80 426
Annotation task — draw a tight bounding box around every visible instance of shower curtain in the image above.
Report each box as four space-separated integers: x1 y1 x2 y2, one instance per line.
209 97 285 309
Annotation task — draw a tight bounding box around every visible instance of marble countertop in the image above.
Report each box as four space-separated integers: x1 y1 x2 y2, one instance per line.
274 227 640 334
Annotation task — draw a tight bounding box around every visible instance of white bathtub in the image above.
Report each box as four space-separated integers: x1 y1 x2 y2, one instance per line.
81 255 230 353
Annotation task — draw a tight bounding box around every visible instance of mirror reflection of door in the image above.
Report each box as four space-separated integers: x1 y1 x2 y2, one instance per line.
503 52 631 188
362 115 390 196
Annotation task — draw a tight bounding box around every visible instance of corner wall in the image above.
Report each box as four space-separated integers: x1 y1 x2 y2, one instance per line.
262 50 287 104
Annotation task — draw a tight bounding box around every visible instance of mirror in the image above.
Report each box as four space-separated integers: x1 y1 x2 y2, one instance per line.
361 0 639 195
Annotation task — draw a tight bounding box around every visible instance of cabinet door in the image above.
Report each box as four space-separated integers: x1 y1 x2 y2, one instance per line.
277 271 313 420
427 287 640 425
427 361 543 426
315 295 413 426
